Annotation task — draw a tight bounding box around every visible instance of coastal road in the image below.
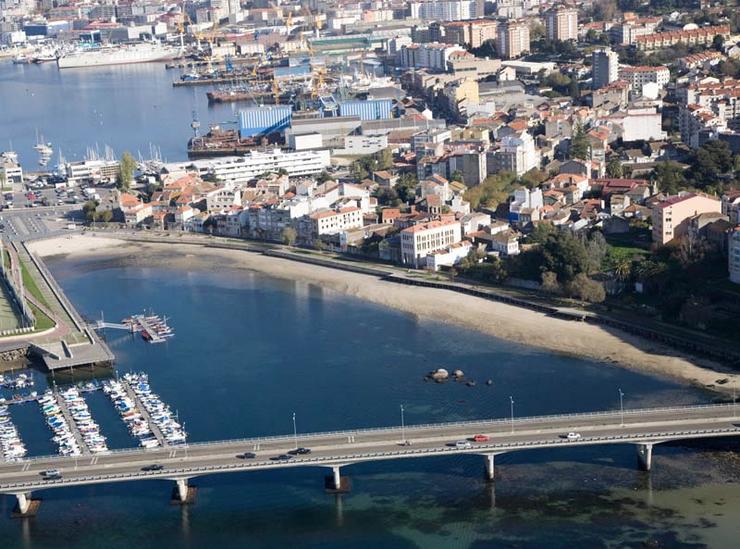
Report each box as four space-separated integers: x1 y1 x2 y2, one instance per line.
0 403 738 494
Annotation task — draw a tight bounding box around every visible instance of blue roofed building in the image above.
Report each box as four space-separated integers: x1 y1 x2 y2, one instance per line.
339 99 393 121
239 106 293 138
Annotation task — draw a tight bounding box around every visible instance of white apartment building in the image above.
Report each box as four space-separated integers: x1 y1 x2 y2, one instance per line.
730 228 740 284
545 6 578 41
618 65 670 95
592 48 619 90
188 149 331 186
401 219 463 268
0 152 22 189
399 42 465 72
206 187 242 212
496 20 530 59
493 131 539 176
309 206 363 236
63 159 120 184
409 0 482 22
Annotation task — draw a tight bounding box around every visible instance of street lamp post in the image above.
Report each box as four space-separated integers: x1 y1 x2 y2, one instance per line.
509 396 514 434
400 404 406 444
292 412 298 450
618 388 625 427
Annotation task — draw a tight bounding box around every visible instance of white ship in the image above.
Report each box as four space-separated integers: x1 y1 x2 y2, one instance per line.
57 42 181 69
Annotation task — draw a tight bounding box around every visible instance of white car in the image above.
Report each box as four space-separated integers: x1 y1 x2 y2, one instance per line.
455 440 472 449
566 432 582 441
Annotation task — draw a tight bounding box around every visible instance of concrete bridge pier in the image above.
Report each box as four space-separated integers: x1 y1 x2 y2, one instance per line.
637 443 653 471
170 478 197 505
324 465 351 494
482 453 504 482
11 493 40 518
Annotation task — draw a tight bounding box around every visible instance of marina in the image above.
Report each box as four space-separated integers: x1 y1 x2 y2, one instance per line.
122 372 186 446
58 386 108 454
95 312 175 344
102 379 159 449
0 404 26 461
37 390 82 457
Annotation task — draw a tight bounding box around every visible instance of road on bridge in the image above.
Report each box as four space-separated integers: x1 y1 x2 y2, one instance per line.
0 404 738 495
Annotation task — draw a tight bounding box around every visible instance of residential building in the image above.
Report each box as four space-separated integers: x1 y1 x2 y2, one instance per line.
409 0 483 22
592 48 619 90
185 149 331 186
545 6 578 42
730 228 740 284
0 151 22 189
307 206 363 237
635 25 730 52
496 20 530 60
399 42 466 72
509 187 543 224
492 131 539 176
401 219 463 268
426 241 473 271
651 192 722 245
118 193 153 226
442 18 498 48
609 16 660 45
618 65 670 95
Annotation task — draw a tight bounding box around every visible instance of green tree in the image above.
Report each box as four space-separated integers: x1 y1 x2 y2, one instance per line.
652 161 686 194
281 226 297 246
606 156 623 178
691 140 734 187
82 200 99 222
520 168 547 189
95 209 113 223
569 123 590 160
541 230 592 283
317 171 333 183
116 151 136 190
395 173 418 204
713 34 725 52
585 231 609 273
565 273 606 303
450 170 464 184
463 172 517 210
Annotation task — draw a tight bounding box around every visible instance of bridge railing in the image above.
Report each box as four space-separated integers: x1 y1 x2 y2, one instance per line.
1 426 738 492
4 403 737 465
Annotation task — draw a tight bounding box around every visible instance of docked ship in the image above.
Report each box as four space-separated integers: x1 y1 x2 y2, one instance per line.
57 42 181 69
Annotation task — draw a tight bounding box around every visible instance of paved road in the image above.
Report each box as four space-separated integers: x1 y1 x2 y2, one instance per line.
0 404 738 494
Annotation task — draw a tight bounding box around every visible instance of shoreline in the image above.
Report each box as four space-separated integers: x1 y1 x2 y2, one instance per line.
28 234 739 394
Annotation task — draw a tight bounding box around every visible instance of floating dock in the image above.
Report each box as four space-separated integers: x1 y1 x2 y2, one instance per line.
119 379 168 447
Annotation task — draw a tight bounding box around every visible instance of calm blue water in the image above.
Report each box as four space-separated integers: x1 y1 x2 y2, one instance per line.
0 60 236 170
0 253 737 548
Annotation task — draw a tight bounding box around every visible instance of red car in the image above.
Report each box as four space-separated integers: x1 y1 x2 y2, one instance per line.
473 434 489 442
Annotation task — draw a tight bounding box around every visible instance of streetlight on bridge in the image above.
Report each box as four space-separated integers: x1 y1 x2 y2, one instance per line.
400 404 406 445
618 388 625 427
292 412 297 450
509 396 514 433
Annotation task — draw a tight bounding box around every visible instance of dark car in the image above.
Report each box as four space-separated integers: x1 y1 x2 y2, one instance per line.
236 452 256 459
288 447 312 455
270 454 294 461
141 464 165 472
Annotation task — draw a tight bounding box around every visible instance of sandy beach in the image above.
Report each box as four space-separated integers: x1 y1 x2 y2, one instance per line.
28 234 739 394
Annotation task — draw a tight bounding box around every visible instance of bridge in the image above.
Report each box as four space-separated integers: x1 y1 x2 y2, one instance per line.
1 403 738 517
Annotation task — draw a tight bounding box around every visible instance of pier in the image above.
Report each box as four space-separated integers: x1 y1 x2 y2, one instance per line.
119 379 168 447
0 238 115 371
1 403 739 516
53 391 90 455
